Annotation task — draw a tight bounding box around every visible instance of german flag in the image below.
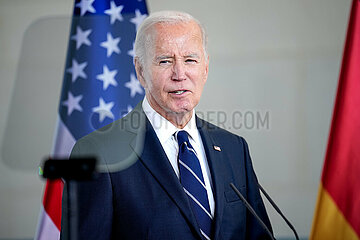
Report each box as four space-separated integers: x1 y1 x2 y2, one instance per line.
310 0 360 239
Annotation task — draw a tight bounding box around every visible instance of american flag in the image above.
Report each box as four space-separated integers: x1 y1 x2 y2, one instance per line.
35 1 148 239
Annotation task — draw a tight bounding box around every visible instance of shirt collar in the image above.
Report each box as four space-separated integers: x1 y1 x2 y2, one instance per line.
142 97 198 143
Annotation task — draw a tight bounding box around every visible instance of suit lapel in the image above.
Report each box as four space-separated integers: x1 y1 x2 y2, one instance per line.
196 117 226 240
127 105 203 239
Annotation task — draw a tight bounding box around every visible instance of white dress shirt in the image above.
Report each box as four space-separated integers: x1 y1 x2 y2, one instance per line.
142 97 215 217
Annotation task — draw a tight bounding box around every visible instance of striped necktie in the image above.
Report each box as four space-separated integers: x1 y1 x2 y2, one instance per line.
176 130 213 240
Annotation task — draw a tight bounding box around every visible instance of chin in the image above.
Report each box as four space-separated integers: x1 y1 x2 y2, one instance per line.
177 100 197 111
166 106 190 115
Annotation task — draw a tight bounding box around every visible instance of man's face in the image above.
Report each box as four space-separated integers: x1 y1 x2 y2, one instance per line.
138 21 209 119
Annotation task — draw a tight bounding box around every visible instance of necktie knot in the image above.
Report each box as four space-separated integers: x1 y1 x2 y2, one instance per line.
176 130 189 146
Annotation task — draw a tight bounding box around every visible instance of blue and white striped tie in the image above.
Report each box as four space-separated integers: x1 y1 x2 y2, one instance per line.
176 130 213 240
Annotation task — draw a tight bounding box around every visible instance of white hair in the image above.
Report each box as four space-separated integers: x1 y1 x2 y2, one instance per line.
134 11 208 67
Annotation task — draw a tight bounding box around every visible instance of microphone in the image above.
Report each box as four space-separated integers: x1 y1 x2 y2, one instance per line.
229 182 300 240
230 183 275 240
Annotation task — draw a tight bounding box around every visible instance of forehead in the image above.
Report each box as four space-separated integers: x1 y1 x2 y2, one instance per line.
151 21 203 53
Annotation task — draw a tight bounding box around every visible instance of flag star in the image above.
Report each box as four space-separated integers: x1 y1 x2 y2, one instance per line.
130 9 147 31
92 98 115 122
127 105 133 112
100 33 121 57
125 73 143 97
71 26 92 49
105 1 124 24
76 0 96 16
62 92 83 115
66 59 87 82
96 65 118 90
127 41 135 59
122 105 133 117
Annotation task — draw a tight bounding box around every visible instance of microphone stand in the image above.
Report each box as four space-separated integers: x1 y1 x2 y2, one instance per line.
65 179 78 240
41 157 97 240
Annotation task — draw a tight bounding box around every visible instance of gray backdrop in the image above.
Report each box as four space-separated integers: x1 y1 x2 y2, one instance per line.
0 0 351 238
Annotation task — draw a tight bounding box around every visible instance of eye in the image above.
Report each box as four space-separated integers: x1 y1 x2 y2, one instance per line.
159 59 172 65
185 59 197 64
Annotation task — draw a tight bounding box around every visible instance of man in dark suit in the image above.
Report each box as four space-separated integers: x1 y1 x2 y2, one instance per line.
63 10 272 240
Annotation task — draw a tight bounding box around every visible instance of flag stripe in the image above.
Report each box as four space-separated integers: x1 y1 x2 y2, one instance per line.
42 179 64 230
36 117 75 239
51 117 76 157
311 185 359 240
35 206 61 240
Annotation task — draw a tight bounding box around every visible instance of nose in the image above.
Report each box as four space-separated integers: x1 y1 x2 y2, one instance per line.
172 61 186 81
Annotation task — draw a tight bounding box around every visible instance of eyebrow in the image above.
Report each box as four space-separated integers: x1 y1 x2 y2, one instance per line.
155 54 200 61
155 55 173 61
185 54 200 59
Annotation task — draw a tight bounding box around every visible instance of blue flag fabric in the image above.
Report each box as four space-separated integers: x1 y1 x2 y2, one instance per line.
60 0 148 140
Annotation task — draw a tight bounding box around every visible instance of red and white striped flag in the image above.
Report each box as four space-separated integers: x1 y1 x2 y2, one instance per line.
35 0 148 239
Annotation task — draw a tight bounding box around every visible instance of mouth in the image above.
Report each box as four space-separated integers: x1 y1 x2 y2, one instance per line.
169 90 189 95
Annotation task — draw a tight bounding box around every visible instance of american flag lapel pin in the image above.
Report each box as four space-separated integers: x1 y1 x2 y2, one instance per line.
213 145 221 152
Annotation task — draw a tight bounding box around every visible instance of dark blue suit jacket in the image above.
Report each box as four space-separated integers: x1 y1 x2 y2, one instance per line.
62 104 272 240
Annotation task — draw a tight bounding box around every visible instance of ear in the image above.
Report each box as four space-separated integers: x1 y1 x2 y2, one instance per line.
204 55 209 83
134 57 147 88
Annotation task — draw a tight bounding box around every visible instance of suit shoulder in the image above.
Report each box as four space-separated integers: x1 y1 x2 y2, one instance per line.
76 117 124 141
196 117 247 144
71 116 133 155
